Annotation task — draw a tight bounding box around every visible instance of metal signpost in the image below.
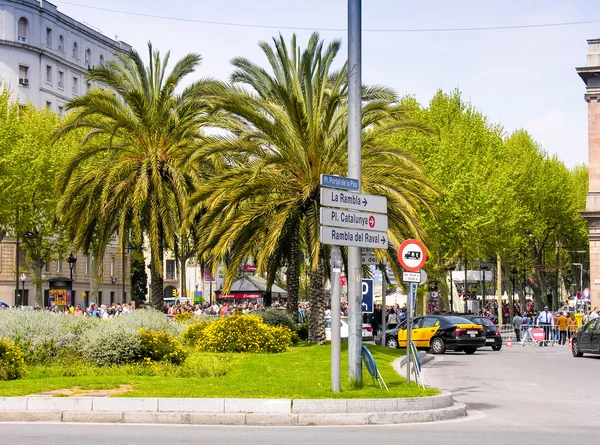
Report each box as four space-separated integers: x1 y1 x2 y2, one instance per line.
398 239 427 384
319 174 388 388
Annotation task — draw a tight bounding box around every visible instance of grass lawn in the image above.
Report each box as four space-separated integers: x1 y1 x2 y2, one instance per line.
0 342 438 399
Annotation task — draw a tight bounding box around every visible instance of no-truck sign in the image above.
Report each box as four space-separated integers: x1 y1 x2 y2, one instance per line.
398 239 427 272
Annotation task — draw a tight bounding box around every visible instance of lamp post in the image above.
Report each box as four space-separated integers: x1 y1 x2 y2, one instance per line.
68 252 77 306
510 268 518 318
480 261 488 310
572 263 584 313
447 267 454 313
20 273 26 306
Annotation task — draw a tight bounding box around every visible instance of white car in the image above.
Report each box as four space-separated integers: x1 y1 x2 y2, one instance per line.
325 317 373 341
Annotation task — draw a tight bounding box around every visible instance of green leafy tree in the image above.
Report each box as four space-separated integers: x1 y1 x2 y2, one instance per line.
54 42 221 309
190 33 435 342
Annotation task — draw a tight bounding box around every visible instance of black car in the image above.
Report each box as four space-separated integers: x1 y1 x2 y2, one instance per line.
572 319 600 357
463 316 502 351
384 315 486 354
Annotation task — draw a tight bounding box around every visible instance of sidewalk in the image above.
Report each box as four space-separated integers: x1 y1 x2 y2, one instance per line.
0 357 466 426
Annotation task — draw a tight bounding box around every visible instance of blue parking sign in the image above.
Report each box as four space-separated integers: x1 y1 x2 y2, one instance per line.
362 279 374 313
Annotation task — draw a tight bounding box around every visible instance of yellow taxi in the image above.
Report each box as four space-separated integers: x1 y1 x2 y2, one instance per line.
385 315 486 354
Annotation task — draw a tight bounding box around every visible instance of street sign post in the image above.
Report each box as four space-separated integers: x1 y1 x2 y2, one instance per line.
320 208 388 231
320 187 387 214
398 239 427 272
320 174 360 192
320 226 388 249
362 279 374 313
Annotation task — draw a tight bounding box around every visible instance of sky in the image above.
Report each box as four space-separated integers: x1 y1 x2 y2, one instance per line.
52 0 600 168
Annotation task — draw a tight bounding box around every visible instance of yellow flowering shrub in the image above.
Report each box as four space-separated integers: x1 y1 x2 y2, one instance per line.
197 314 293 353
181 318 213 346
0 337 25 380
174 312 194 324
138 328 187 365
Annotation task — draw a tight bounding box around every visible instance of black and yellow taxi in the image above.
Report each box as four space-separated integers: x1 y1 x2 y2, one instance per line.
385 315 486 354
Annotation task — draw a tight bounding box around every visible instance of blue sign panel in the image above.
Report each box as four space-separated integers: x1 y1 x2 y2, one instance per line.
362 279 374 313
320 174 360 192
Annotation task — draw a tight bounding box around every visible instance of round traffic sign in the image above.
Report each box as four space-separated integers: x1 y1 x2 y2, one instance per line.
584 288 590 299
531 328 545 342
398 239 427 272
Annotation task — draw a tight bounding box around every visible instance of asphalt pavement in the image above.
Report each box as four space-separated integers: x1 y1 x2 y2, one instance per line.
2 342 598 444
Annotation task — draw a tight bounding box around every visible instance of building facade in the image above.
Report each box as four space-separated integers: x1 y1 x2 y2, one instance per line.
577 39 600 311
0 0 132 306
0 0 131 112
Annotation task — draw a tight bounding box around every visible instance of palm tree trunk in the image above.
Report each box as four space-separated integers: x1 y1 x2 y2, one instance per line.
179 255 188 302
309 245 326 344
286 225 300 321
150 233 164 309
90 250 99 304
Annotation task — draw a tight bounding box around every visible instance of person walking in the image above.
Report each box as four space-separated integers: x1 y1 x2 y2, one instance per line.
512 313 523 343
556 312 568 345
536 306 554 346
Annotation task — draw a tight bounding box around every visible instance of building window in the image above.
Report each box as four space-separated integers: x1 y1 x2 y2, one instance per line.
99 54 104 65
72 42 78 60
166 260 176 280
46 65 52 84
85 48 91 65
86 82 91 92
85 254 89 275
72 77 78 95
46 27 52 47
56 260 62 273
18 65 28 86
58 106 63 116
58 70 64 89
46 101 52 110
44 262 50 273
110 257 115 277
58 35 64 52
17 18 27 43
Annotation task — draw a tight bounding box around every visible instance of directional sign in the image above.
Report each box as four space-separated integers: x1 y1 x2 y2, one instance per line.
320 174 360 192
320 187 387 214
362 279 374 313
398 239 427 272
402 271 421 283
320 226 388 248
320 208 388 231
362 255 378 265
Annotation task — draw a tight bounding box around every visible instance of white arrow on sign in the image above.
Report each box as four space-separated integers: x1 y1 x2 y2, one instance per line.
320 226 388 249
320 208 388 231
320 187 387 214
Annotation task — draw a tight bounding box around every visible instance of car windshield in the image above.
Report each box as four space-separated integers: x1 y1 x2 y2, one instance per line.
473 317 494 326
446 316 475 325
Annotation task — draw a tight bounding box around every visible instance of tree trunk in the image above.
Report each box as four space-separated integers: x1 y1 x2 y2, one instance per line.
286 225 300 321
180 255 188 302
496 254 503 326
308 245 326 344
150 242 164 310
32 259 44 308
90 250 99 304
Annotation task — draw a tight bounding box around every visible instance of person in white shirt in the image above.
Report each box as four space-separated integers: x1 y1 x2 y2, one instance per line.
536 306 554 346
590 307 599 320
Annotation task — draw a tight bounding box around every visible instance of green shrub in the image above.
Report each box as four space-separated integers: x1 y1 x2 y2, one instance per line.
197 314 293 353
81 324 140 367
138 328 187 365
0 338 25 380
257 309 296 331
297 322 309 341
181 318 213 346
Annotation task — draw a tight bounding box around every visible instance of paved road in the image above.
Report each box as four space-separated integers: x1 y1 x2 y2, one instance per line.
2 343 598 444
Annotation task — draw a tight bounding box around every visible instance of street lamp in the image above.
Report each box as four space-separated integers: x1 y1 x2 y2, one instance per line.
447 266 454 313
20 273 26 306
68 252 77 282
572 263 584 312
480 261 489 309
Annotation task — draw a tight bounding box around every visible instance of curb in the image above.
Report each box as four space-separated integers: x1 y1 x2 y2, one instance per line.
0 389 467 426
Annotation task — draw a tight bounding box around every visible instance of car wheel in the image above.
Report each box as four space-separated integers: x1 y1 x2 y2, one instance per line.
491 344 502 351
430 337 446 354
386 336 399 349
463 347 477 354
572 339 584 357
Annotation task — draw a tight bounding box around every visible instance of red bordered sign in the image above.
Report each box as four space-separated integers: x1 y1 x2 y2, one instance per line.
398 239 427 272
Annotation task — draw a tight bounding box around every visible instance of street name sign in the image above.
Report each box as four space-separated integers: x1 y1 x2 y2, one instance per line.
320 174 360 192
398 239 427 272
319 208 388 231
320 226 388 249
320 187 387 214
362 255 378 265
402 271 421 283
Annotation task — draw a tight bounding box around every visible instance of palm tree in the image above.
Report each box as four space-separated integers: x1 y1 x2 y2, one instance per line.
190 33 436 342
54 42 220 308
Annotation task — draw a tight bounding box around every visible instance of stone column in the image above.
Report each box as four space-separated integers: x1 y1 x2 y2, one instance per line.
577 39 600 311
